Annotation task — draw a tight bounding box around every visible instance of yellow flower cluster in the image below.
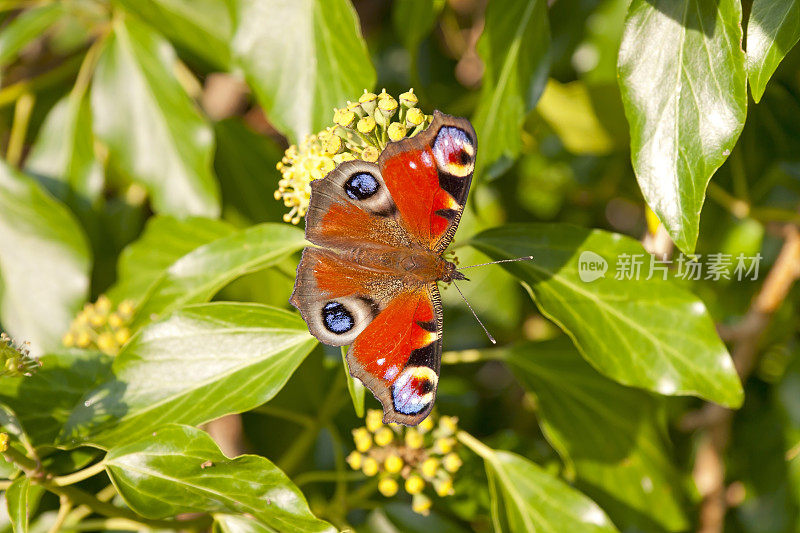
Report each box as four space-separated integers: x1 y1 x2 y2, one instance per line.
275 88 432 224
0 432 7 452
346 410 463 516
62 296 134 355
0 333 40 378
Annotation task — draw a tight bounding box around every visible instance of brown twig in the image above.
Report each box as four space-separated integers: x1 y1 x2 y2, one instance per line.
693 223 800 533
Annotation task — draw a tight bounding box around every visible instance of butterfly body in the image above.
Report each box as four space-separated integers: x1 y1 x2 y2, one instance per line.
291 111 476 425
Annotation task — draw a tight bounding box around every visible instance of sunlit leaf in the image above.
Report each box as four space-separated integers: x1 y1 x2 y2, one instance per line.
106 425 334 532
26 92 103 207
106 215 234 304
0 162 91 354
114 0 233 68
746 0 800 103
501 340 689 531
131 223 304 328
91 16 220 217
470 223 743 407
231 0 376 142
617 0 747 253
473 0 549 180
59 303 318 448
459 432 618 532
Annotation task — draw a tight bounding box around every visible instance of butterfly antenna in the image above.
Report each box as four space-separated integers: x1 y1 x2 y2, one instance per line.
452 281 496 345
457 256 534 271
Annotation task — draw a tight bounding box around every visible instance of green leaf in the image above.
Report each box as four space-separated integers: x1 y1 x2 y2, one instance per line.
231 0 376 142
458 432 619 533
0 404 33 456
215 514 275 533
26 92 104 206
91 16 220 217
501 340 689 531
746 0 800 103
59 303 318 448
213 118 286 224
341 345 365 418
106 215 235 304
131 223 304 328
5 478 44 533
470 223 743 407
391 0 445 56
0 4 63 68
113 0 233 68
0 161 91 354
472 0 549 180
617 0 747 253
106 425 334 532
0 350 111 446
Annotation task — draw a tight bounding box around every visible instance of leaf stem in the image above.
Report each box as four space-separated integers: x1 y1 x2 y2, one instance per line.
46 495 72 533
6 92 35 167
51 460 107 486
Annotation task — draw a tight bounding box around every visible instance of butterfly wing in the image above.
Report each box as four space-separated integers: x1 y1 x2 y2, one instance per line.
291 111 476 425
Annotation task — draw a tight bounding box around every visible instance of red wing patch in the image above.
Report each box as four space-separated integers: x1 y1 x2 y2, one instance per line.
346 287 441 425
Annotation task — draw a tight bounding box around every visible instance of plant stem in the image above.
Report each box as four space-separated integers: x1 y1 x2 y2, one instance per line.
6 92 35 167
293 470 363 487
2 444 40 474
51 460 107 486
252 404 315 427
46 495 72 533
278 376 347 474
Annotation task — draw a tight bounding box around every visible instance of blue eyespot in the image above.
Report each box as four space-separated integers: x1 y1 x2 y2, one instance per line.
344 173 379 200
322 301 354 334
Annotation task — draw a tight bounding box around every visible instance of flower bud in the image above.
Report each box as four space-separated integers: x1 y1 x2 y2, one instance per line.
443 452 463 473
384 453 404 474
378 477 399 497
375 427 394 447
387 122 407 142
406 107 425 127
346 451 363 470
362 457 379 476
0 433 7 452
399 89 418 108
334 108 357 128
357 116 376 135
405 429 423 449
405 474 425 494
361 146 380 162
365 409 383 433
358 90 378 115
421 457 439 479
434 476 454 497
412 493 432 515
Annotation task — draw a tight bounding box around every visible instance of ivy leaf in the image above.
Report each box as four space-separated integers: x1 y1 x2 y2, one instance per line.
0 404 33 457
26 92 104 207
0 4 63 70
106 215 234 304
131 223 304 328
746 0 800 103
458 432 618 532
106 425 335 532
91 16 220 217
617 0 747 253
342 346 365 418
58 303 318 448
0 162 91 354
231 0 376 142
114 0 233 69
5 477 45 533
472 0 550 180
0 350 111 446
501 340 689 531
470 223 743 407
215 514 274 533
391 0 445 57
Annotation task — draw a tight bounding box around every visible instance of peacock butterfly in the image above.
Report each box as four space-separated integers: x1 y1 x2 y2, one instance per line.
290 111 477 426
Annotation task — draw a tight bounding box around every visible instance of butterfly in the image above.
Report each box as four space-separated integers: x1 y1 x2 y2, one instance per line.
290 111 476 425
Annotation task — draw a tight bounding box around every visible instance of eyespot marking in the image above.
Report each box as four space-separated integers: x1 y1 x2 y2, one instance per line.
391 366 438 415
432 126 475 178
322 301 354 334
344 172 379 200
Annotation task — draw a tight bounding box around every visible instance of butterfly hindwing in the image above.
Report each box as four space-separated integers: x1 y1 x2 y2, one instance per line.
346 283 443 425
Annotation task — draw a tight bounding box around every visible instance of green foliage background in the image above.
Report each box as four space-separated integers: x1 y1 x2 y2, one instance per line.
0 0 799 531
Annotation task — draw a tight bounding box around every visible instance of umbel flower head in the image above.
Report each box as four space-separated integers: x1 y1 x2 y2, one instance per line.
347 410 463 516
0 333 40 378
62 295 134 355
275 89 433 224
